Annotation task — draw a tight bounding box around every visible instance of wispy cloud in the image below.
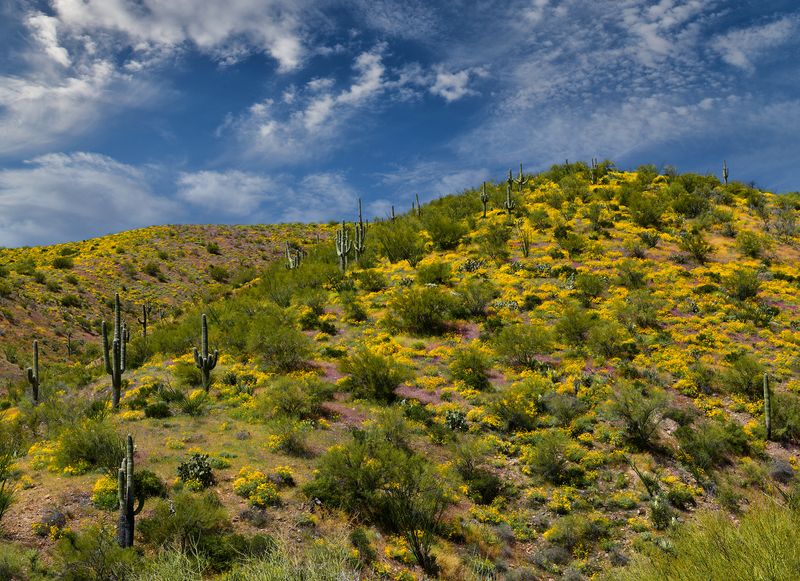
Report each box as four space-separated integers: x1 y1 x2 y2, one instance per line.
712 15 798 72
0 153 176 247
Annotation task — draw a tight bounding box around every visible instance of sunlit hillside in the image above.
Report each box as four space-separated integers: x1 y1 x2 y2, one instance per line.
2 162 800 580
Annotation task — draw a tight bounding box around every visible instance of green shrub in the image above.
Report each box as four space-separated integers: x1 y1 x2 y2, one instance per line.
588 319 633 359
357 269 388 292
772 391 800 443
544 514 609 554
617 289 661 329
246 313 312 372
52 256 74 269
610 503 800 581
177 454 216 489
609 382 669 449
267 418 312 456
452 278 499 317
174 361 203 387
616 259 648 289
304 429 454 574
145 401 172 419
386 286 455 335
678 230 713 264
339 348 411 402
493 324 553 369
491 376 549 432
575 272 608 304
423 213 468 250
374 220 426 266
416 261 452 285
736 230 772 259
209 264 229 283
555 302 594 345
478 221 512 262
55 418 124 474
722 353 764 397
56 525 138 580
523 429 584 485
629 191 668 227
676 419 749 472
206 242 221 255
252 376 331 420
139 491 230 552
449 345 493 391
722 267 760 300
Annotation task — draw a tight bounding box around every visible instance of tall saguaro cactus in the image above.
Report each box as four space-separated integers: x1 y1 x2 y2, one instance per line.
26 340 40 404
285 241 301 270
103 293 128 409
415 193 422 217
480 182 490 218
117 434 136 548
504 170 516 215
137 303 152 343
722 160 729 185
336 221 352 272
512 163 529 192
194 314 218 393
764 372 772 441
591 158 599 184
354 199 367 262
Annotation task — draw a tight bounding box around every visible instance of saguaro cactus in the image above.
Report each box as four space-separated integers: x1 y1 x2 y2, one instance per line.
764 372 772 441
354 199 367 262
103 293 128 409
480 182 490 218
391 205 396 222
117 434 136 548
137 303 152 342
722 160 729 185
26 340 40 404
285 241 301 270
512 163 529 192
504 170 516 215
415 193 422 217
336 221 352 272
193 314 218 392
591 158 599 184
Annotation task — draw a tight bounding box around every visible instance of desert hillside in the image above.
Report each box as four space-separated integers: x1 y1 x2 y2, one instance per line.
2 162 800 580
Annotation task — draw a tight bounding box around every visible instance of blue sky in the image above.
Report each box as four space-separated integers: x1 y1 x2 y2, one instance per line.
1 0 799 247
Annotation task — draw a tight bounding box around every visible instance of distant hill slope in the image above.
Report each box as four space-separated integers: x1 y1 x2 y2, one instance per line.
0 223 324 378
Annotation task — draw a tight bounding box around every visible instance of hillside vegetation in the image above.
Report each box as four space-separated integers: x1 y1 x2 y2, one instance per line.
2 161 800 580
0 224 324 379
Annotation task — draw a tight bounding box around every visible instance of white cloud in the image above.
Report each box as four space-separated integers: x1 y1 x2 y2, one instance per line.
712 16 798 72
51 0 308 71
26 12 71 67
176 170 272 216
0 153 177 247
429 66 485 102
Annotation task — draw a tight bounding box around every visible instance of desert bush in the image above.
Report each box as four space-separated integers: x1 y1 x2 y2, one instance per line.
52 256 74 269
373 219 426 266
678 230 713 264
449 345 493 391
452 278 499 317
177 453 216 489
356 269 388 292
139 491 230 553
145 401 172 419
588 319 634 359
246 312 312 372
771 391 800 443
722 353 764 397
556 302 594 345
616 259 648 289
491 376 550 432
736 230 772 259
617 289 661 329
575 272 608 304
629 191 668 227
209 264 229 283
722 267 760 301
416 261 452 285
676 419 749 472
544 514 609 554
174 361 203 387
478 221 512 262
523 429 584 485
609 382 669 449
56 525 138 580
304 428 453 574
339 347 411 402
266 418 312 456
386 286 455 335
252 376 332 420
423 213 468 250
55 418 124 474
493 324 553 369
610 502 800 581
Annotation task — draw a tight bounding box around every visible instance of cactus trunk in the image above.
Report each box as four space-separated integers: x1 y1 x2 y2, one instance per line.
764 373 772 441
117 435 135 547
194 314 218 392
26 340 40 404
103 293 127 409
